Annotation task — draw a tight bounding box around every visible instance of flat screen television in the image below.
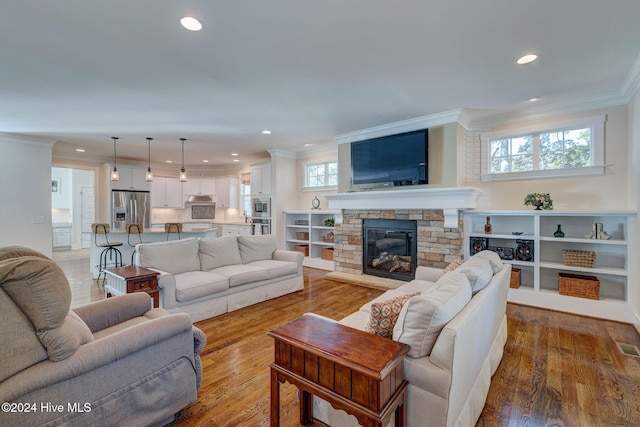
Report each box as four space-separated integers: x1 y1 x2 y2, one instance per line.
351 128 428 189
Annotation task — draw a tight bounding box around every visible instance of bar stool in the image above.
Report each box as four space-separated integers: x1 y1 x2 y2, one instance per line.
165 222 182 240
126 223 148 265
92 223 123 285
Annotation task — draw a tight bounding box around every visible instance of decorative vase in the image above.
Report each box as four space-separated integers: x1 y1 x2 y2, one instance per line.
553 224 565 238
533 201 543 210
484 216 492 234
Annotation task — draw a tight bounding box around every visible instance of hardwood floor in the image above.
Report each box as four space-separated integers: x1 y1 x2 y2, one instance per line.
54 250 640 426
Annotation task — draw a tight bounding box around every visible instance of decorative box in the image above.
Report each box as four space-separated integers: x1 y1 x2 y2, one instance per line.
558 273 600 300
321 248 334 261
510 268 521 289
293 245 309 256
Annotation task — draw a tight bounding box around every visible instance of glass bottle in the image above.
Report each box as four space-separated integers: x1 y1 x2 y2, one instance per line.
553 224 565 238
484 216 492 234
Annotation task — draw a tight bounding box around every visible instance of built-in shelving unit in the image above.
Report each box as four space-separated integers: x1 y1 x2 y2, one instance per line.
284 210 340 270
463 210 637 323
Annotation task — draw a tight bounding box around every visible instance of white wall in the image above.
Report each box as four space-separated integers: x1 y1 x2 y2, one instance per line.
270 151 297 248
628 90 640 331
466 105 630 210
0 135 54 257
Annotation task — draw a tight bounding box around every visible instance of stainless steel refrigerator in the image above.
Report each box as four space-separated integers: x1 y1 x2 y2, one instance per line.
112 190 151 230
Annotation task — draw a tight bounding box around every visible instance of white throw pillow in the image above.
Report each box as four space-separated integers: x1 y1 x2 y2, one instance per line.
456 256 493 294
471 250 503 274
199 236 242 270
393 271 471 358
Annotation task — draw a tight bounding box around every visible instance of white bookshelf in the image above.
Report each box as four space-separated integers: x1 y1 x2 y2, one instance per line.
284 210 340 270
463 210 637 323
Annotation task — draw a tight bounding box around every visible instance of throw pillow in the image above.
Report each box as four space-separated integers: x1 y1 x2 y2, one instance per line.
442 258 464 275
471 250 504 274
455 256 493 294
393 271 471 358
365 292 421 338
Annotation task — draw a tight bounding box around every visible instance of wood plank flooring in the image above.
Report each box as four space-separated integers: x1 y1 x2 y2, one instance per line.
54 250 640 426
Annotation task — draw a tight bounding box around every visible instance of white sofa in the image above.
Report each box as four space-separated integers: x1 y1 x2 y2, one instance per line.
136 235 304 322
313 251 511 427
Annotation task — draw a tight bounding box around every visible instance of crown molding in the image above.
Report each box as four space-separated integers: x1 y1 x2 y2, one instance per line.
0 132 57 148
267 148 297 159
334 109 463 145
621 53 640 104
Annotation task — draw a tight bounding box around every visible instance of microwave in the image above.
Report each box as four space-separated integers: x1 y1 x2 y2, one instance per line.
252 198 271 217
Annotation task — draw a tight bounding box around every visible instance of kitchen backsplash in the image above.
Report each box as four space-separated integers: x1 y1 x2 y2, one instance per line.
151 207 244 224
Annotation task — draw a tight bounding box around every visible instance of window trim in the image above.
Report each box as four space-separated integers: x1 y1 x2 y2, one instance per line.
303 160 338 190
480 114 605 182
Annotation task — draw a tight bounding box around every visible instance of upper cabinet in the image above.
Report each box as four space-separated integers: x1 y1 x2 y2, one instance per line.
151 177 183 208
251 162 271 196
215 176 238 209
111 166 150 191
182 179 216 196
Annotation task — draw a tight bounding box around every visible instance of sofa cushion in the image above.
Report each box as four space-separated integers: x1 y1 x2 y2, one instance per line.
456 256 494 294
360 280 437 313
208 264 269 287
365 292 421 338
442 258 464 274
237 235 277 264
393 271 472 358
0 256 94 361
247 260 298 279
174 271 229 302
138 238 201 275
199 236 242 270
472 250 504 274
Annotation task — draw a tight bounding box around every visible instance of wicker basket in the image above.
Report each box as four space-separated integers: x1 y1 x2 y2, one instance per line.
558 273 600 300
510 268 521 289
295 231 309 240
562 249 596 268
321 248 334 261
293 245 309 256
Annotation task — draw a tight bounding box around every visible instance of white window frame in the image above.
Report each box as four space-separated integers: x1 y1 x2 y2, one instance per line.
303 160 338 191
480 114 606 182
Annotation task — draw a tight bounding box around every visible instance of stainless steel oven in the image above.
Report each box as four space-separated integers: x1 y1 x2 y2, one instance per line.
252 197 271 218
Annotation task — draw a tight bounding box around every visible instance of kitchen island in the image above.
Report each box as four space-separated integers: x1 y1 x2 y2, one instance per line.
90 226 217 278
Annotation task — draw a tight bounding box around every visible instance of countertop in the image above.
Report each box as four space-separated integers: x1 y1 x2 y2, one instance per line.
108 227 217 234
52 222 72 228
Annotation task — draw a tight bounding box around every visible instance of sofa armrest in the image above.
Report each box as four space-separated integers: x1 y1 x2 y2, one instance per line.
415 266 444 282
273 249 304 267
0 313 195 403
155 272 177 309
73 293 153 334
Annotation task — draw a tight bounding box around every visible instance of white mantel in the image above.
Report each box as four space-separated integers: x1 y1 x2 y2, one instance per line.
324 186 483 228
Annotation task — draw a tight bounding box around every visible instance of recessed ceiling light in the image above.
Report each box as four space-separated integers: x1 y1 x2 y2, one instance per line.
75 148 85 152
517 54 538 65
202 160 209 163
304 143 313 147
165 160 173 163
180 16 202 32
528 97 540 102
231 153 238 156
262 130 272 135
233 159 239 162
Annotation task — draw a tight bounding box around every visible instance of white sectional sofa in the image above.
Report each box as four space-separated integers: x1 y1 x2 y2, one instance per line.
313 251 511 427
136 235 304 322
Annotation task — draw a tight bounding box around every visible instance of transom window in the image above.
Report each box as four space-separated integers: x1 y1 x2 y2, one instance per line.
482 115 605 181
305 161 338 188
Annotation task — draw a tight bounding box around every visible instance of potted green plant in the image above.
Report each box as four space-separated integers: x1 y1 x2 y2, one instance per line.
524 193 553 210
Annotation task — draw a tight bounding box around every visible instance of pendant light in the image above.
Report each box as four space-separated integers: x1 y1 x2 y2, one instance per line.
111 136 119 181
146 137 153 182
179 138 187 182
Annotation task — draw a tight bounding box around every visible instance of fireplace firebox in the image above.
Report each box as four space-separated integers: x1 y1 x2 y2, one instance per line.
363 219 417 281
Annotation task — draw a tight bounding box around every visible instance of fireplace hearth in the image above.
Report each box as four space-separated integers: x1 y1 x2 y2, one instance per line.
363 219 417 281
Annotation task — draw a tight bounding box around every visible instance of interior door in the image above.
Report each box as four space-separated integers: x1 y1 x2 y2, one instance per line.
80 186 95 249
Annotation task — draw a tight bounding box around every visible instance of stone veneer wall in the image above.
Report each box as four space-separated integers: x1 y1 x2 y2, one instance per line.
334 209 464 275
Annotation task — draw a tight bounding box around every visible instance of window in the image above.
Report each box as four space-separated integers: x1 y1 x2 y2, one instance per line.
240 172 251 216
304 161 338 188
482 115 605 181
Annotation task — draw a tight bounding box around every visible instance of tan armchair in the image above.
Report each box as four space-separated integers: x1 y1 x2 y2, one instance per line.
0 246 205 427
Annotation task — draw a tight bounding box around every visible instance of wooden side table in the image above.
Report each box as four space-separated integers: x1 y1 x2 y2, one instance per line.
104 265 160 308
268 313 410 427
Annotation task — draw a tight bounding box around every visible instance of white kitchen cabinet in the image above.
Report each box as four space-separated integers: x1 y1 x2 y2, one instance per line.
110 166 150 191
182 179 216 196
151 177 183 208
52 227 72 249
215 176 238 209
250 162 271 196
463 210 637 323
221 224 253 236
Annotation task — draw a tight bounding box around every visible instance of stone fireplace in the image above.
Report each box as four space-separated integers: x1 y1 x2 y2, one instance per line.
324 187 481 281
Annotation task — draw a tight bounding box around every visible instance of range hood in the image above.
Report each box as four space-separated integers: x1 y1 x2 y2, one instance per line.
186 195 214 204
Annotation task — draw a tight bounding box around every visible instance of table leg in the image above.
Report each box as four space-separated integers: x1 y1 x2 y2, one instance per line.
270 368 280 427
300 390 313 425
394 388 407 427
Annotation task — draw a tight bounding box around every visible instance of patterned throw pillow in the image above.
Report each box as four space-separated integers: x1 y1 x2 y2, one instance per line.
365 292 421 338
442 258 464 274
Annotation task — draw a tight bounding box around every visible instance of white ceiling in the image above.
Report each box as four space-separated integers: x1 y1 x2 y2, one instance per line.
2 1 639 168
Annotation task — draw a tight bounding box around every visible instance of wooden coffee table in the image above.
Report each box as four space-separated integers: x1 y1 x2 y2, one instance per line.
268 313 410 427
